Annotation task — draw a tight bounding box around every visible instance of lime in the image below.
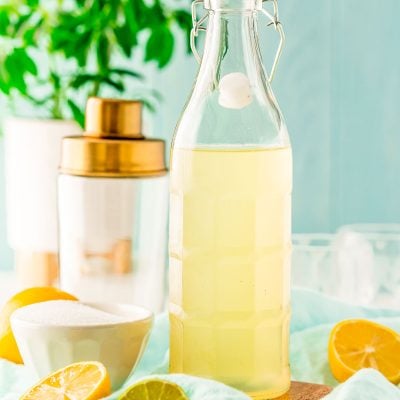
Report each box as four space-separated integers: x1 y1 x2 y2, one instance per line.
119 379 189 400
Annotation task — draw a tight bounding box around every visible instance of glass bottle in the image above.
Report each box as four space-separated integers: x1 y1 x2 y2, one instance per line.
58 97 168 312
169 0 291 398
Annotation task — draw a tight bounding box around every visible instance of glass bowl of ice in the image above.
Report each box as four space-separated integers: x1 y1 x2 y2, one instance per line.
10 300 153 390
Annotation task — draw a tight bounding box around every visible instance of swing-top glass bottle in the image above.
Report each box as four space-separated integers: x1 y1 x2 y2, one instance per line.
169 0 292 398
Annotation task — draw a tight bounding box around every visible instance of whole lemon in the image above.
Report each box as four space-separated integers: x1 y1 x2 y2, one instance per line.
0 287 77 363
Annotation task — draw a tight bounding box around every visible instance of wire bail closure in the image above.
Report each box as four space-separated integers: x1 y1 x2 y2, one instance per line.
190 0 208 64
190 0 285 83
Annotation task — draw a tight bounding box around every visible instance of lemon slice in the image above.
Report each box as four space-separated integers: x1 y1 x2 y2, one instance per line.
119 379 189 400
20 361 111 399
0 286 77 363
328 319 400 383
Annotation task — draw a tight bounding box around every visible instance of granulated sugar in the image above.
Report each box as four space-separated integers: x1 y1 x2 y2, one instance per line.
12 300 128 325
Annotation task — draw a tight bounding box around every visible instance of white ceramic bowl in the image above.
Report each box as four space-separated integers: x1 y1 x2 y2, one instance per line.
11 302 153 390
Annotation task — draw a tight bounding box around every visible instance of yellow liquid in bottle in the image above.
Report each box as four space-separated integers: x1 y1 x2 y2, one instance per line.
169 146 292 399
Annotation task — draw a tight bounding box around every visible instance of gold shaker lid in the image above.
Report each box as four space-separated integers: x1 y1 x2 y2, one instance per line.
60 97 167 178
85 97 143 139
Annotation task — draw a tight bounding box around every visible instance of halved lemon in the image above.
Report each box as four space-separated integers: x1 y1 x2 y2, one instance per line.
328 319 400 383
119 378 189 400
0 286 77 363
20 361 111 399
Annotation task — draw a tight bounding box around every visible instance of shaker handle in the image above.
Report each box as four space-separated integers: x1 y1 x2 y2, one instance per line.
190 0 208 64
261 0 285 83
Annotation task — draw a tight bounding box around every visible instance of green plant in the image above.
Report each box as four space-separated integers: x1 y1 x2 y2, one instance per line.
0 0 192 125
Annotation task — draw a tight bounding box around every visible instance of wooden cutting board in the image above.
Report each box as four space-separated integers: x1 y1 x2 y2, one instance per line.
275 381 332 400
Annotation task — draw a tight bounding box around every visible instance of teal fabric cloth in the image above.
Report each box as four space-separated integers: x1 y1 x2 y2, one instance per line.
1 289 400 399
325 369 400 400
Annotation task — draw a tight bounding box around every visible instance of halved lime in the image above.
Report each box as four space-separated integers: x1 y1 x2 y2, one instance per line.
119 379 189 400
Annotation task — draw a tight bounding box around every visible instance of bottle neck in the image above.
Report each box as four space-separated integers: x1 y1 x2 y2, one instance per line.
197 8 268 89
174 0 287 149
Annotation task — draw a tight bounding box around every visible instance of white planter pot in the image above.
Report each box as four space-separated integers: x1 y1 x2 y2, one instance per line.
4 117 81 287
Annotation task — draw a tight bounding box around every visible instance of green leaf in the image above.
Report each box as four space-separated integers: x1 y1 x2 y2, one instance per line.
27 0 39 7
51 28 73 50
96 34 109 72
148 88 163 102
4 67 26 94
4 51 27 94
108 0 120 21
124 0 140 33
109 68 143 80
145 26 175 69
71 73 99 89
25 94 53 106
51 22 93 67
0 79 10 95
113 0 141 58
23 17 44 45
150 0 167 25
19 49 38 76
73 30 93 66
67 99 85 127
14 13 31 34
7 48 38 76
129 0 148 30
71 73 125 93
23 27 36 44
173 9 192 53
2 49 38 96
0 10 9 36
0 64 10 95
140 97 156 113
173 10 192 27
101 76 124 92
58 11 91 30
51 72 61 90
114 25 133 58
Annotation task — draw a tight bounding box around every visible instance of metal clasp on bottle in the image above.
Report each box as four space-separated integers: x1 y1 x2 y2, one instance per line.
190 0 286 83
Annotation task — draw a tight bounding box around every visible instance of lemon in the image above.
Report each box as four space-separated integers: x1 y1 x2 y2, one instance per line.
0 286 77 363
328 319 400 383
20 361 111 399
119 378 189 400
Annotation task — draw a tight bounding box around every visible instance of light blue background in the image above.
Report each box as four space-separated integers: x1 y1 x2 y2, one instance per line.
1 0 400 269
